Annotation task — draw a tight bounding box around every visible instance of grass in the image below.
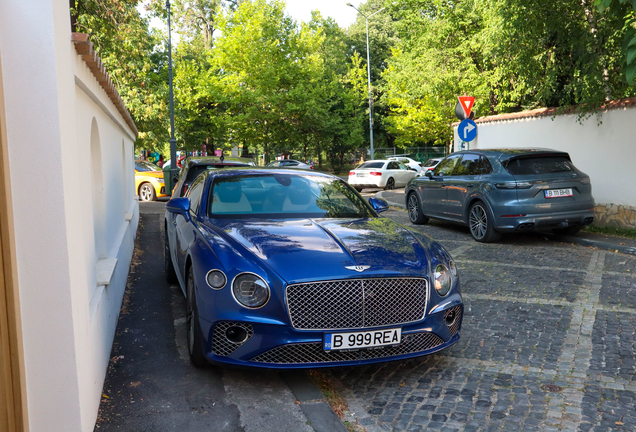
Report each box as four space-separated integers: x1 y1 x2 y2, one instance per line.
307 370 364 432
583 225 636 240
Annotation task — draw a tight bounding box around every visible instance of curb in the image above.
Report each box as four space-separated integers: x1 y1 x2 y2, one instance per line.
281 371 348 432
375 191 636 255
545 233 636 256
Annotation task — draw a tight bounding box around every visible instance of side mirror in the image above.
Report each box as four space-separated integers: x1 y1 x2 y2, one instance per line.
368 197 389 213
425 170 434 179
166 197 190 214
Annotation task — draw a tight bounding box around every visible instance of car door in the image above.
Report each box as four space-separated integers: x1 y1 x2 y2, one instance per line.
422 154 462 217
396 161 415 186
442 153 482 220
175 176 204 277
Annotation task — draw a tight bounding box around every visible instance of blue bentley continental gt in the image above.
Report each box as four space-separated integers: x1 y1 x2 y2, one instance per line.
164 168 463 368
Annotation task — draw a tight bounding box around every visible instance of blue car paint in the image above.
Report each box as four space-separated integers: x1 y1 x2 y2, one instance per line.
165 169 463 368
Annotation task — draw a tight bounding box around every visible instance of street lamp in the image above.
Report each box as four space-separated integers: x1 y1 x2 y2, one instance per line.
166 0 178 186
346 2 392 160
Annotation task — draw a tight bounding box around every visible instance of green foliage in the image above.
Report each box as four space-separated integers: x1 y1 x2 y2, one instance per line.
595 0 636 84
383 0 636 147
71 0 170 150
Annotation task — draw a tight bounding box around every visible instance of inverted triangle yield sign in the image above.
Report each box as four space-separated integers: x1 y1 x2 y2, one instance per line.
458 96 475 118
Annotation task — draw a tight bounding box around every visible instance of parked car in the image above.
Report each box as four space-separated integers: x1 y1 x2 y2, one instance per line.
348 160 418 191
169 156 254 198
421 158 443 173
405 149 595 242
388 156 423 173
266 159 313 170
135 160 167 202
164 168 463 368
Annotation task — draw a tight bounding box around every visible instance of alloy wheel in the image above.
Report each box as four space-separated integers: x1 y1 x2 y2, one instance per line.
386 178 395 190
469 204 488 240
140 184 153 201
408 194 419 222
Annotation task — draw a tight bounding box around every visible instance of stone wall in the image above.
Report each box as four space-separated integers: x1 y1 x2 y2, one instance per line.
595 204 636 229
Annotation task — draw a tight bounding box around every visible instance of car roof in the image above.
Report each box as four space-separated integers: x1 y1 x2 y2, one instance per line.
184 156 254 170
452 148 569 161
200 167 339 180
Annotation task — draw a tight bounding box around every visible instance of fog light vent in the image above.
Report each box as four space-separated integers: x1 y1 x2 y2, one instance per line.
212 321 254 357
444 305 463 336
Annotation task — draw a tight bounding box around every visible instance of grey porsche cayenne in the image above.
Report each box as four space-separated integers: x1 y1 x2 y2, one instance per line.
404 149 596 242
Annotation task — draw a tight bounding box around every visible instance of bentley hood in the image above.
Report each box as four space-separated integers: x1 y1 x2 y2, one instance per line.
210 218 431 283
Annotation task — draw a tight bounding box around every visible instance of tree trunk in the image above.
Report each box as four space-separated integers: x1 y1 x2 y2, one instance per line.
582 0 612 101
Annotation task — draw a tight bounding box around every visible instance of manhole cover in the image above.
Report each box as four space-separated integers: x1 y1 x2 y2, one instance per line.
541 384 563 393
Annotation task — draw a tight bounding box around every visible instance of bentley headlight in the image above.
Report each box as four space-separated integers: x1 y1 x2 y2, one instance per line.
434 264 451 296
449 260 458 277
206 270 227 289
232 273 270 308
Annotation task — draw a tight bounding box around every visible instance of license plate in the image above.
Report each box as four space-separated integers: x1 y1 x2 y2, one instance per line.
356 173 366 177
324 328 402 351
545 188 573 198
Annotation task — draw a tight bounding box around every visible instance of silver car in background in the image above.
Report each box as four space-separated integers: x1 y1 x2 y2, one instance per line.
405 149 595 242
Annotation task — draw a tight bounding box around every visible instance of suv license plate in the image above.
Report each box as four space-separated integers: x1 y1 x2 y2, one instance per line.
545 188 573 198
324 328 402 351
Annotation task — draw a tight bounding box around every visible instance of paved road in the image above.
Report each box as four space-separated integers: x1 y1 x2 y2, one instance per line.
325 208 636 432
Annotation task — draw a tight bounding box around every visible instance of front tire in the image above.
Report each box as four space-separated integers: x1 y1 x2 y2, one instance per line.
186 266 207 367
469 201 501 243
384 177 395 190
552 226 582 236
407 193 429 225
139 182 156 202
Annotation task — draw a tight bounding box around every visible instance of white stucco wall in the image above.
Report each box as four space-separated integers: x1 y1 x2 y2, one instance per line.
454 106 636 209
0 1 139 431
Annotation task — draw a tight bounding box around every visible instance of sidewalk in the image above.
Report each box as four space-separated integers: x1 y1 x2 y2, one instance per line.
377 189 636 255
95 208 346 432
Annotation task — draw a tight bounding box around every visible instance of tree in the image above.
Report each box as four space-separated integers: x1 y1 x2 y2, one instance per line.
595 0 636 84
70 0 170 150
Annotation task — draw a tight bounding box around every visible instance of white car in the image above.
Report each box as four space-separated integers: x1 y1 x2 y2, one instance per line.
348 160 418 191
388 156 423 173
421 158 442 174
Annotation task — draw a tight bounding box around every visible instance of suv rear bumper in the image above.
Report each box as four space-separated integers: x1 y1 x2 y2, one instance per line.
495 209 595 232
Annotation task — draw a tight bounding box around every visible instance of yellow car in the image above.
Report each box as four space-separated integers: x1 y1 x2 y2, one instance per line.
135 160 168 201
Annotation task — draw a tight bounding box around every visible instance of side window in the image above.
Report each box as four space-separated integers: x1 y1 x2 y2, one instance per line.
434 155 461 176
455 154 481 176
479 156 493 174
388 162 399 170
397 162 408 170
187 176 205 216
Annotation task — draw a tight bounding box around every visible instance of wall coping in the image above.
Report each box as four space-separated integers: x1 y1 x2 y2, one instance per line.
71 33 138 137
452 96 636 126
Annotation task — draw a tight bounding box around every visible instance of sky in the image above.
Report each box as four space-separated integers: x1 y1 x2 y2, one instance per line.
140 0 363 37
285 0 362 28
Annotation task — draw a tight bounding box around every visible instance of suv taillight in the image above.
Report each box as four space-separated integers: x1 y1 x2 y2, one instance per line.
495 181 532 189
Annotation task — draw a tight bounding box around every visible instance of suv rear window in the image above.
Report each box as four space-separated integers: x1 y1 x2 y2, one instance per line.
357 162 385 169
505 156 574 175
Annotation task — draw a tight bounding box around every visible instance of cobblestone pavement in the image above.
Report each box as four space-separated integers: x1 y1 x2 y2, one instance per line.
324 209 636 432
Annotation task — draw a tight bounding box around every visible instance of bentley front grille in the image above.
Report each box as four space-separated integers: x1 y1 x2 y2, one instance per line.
251 332 444 364
212 321 254 357
286 278 427 330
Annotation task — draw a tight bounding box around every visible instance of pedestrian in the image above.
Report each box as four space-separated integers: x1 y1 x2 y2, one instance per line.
157 155 164 168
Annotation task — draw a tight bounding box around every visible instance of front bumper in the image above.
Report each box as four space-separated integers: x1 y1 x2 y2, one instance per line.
197 302 463 368
495 208 595 232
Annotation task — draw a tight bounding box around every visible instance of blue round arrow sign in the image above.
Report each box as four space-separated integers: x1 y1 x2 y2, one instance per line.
458 119 477 142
